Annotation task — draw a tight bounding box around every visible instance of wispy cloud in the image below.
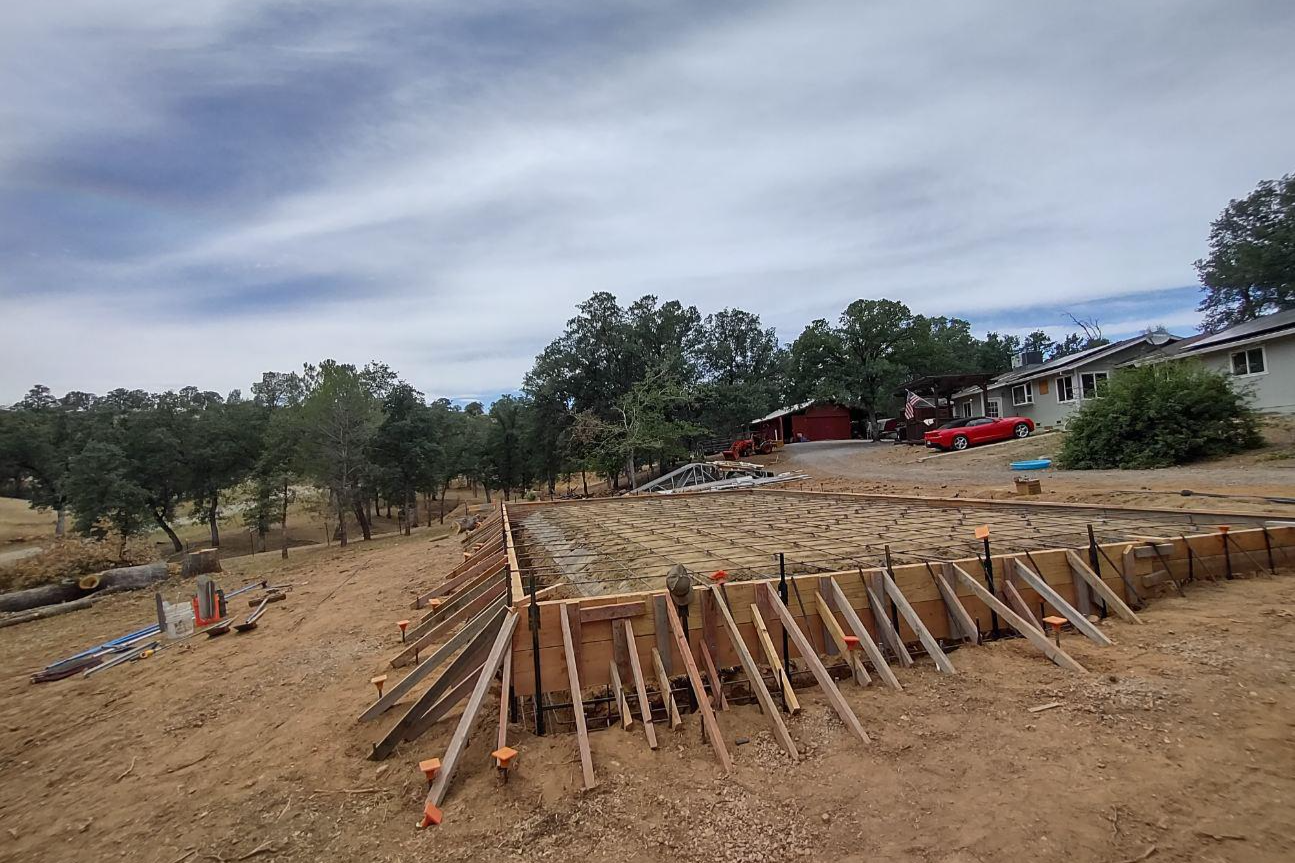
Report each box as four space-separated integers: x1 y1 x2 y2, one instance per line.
2 1 1293 400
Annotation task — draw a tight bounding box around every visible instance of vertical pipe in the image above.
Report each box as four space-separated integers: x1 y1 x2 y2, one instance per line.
1221 529 1234 580
1087 524 1108 618
778 553 789 672
1263 527 1275 572
884 545 900 632
527 569 545 735
981 535 999 638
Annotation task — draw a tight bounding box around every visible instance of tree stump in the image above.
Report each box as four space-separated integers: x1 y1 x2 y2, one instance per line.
181 549 222 578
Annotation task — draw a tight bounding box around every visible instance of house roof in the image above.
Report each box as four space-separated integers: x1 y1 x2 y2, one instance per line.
750 400 815 425
1153 308 1295 359
893 373 993 397
954 331 1179 397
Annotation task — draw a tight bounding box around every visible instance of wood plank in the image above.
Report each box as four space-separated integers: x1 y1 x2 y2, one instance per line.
948 564 1087 673
711 588 798 759
400 664 483 743
1065 551 1142 624
426 610 519 807
825 577 903 691
813 590 870 686
359 603 506 721
392 584 506 668
621 620 658 749
754 586 782 656
651 647 682 729
750 602 801 713
369 612 504 760
933 562 979 642
608 660 633 729
497 648 512 750
1119 546 1146 607
1012 558 1113 646
560 604 596 790
664 600 733 773
564 600 584 680
861 572 912 667
1002 578 1042 633
653 596 673 675
764 584 870 743
698 640 728 710
879 570 955 674
579 602 646 624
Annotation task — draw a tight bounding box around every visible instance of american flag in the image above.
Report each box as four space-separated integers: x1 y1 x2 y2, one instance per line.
903 390 933 420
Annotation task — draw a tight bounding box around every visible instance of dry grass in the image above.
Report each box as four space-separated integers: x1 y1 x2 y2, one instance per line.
0 535 157 592
0 497 56 548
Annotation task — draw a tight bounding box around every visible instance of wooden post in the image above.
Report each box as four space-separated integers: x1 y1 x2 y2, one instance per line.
878 570 955 674
826 577 903 691
559 604 596 790
813 590 870 686
664 600 733 773
764 584 870 743
426 611 519 807
933 562 979 642
751 602 801 713
621 620 658 750
608 660 633 730
1065 551 1142 624
1012 558 1113 646
861 571 912 666
651 647 682 729
710 588 798 758
948 564 1087 673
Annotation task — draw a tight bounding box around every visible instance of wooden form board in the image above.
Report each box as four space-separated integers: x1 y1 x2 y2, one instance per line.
506 525 1291 696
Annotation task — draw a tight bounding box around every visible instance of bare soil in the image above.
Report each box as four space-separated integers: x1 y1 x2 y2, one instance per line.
2 517 1294 862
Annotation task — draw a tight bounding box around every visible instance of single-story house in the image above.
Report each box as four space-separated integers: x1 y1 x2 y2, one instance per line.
750 400 863 441
1139 308 1295 414
952 331 1182 429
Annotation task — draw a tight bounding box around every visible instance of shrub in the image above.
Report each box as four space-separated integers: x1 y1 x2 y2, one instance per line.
1058 362 1262 469
0 535 158 593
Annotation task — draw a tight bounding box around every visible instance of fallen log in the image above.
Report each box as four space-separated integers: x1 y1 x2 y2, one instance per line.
0 562 168 613
0 595 100 629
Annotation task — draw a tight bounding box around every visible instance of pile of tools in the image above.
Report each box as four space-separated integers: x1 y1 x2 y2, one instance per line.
30 578 290 683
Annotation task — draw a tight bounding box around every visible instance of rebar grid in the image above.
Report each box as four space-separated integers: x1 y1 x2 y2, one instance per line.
511 490 1250 594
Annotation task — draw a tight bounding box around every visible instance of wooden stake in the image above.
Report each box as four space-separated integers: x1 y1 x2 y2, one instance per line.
608 660 633 729
813 591 870 686
1012 558 1113 646
1002 577 1042 632
426 610 519 807
621 620 658 750
826 577 903 691
497 648 512 751
698 640 728 710
764 584 870 743
948 564 1087 673
559 603 596 790
651 647 682 730
664 600 733 773
860 571 912 666
1065 551 1142 624
711 588 798 759
750 601 801 713
878 570 955 674
932 562 979 642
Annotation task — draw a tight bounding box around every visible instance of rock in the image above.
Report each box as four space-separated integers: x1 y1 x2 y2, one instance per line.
821 812 831 823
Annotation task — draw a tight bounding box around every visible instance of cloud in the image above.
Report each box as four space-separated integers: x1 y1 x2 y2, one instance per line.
2 0 1293 401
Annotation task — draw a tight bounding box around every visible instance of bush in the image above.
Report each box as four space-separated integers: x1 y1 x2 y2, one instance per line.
0 535 158 593
1058 362 1262 469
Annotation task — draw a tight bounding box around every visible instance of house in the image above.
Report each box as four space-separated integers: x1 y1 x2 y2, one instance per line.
1141 308 1295 414
750 400 862 441
952 331 1181 429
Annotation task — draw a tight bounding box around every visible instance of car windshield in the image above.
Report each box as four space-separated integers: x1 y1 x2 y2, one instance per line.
937 419 971 429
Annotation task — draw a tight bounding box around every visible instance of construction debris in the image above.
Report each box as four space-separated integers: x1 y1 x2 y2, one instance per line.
631 461 807 495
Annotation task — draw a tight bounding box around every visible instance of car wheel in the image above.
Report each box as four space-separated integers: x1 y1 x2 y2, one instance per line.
1013 423 1030 439
952 435 969 451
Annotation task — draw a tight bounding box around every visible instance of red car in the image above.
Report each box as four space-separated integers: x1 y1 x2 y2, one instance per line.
924 415 1034 451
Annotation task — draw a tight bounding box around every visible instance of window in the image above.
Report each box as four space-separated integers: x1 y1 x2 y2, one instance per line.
1011 383 1033 406
986 399 1001 418
1056 375 1075 403
1080 371 1108 399
967 417 994 426
1231 347 1266 376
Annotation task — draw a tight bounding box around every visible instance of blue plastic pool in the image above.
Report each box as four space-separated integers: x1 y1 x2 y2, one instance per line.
1010 458 1052 470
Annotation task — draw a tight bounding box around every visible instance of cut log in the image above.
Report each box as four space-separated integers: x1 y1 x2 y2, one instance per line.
0 562 168 613
0 595 99 629
181 549 222 578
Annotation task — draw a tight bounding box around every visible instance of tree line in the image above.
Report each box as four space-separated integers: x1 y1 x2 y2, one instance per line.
0 295 1104 554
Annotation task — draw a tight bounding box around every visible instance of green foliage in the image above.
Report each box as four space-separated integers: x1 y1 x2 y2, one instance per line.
1196 173 1295 332
1058 363 1263 469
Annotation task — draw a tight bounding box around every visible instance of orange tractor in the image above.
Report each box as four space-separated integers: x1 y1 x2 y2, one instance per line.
721 436 775 460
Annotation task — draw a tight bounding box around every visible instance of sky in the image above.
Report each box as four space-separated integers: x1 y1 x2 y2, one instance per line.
2 1 1293 404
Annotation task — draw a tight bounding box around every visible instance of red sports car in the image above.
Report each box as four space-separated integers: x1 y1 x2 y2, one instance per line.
923 415 1034 451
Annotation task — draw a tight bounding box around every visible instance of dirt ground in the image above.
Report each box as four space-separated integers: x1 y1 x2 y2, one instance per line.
3 511 1294 863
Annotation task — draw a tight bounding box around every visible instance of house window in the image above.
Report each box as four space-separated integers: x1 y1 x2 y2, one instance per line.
1080 371 1108 398
1231 347 1266 376
1011 383 1033 406
986 399 1001 418
1056 375 1075 403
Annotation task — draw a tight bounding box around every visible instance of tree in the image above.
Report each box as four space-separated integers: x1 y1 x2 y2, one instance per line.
298 361 380 546
976 332 1020 375
1 385 89 536
787 319 848 402
373 384 441 532
837 299 916 429
1058 363 1262 469
695 308 785 438
1196 173 1295 331
187 398 263 547
64 440 152 554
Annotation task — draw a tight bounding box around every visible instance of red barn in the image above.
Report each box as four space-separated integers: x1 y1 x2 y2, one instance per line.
751 400 858 442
